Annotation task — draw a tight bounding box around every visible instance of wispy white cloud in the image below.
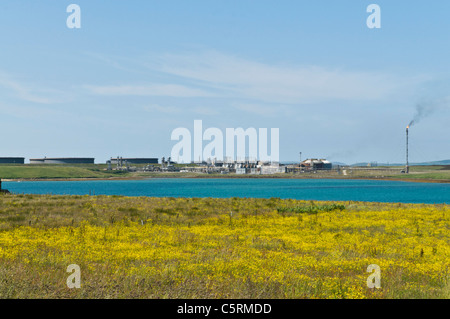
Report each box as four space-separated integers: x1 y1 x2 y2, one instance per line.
81 51 146 74
0 72 65 104
81 50 428 106
141 104 220 116
141 104 183 114
145 51 428 104
191 106 220 116
85 83 213 98
232 102 295 117
0 102 68 119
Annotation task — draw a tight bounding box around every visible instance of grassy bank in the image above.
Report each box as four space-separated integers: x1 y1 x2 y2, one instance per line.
0 165 129 180
1 164 449 182
0 194 448 298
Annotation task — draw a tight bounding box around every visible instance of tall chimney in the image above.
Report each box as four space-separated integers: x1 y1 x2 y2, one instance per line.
406 126 409 173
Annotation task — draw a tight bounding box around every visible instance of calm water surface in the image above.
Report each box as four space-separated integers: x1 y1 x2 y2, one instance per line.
3 178 449 204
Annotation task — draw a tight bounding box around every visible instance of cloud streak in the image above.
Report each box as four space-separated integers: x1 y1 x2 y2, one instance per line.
146 51 426 104
0 72 63 104
85 83 213 98
81 50 428 106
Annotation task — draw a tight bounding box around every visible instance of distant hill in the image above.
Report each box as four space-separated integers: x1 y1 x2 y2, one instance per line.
350 159 450 167
350 162 376 167
331 162 348 167
282 159 450 167
413 159 450 166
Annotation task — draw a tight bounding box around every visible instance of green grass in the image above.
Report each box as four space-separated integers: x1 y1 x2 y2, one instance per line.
0 165 129 179
277 203 346 214
409 165 450 172
392 166 450 180
393 172 450 180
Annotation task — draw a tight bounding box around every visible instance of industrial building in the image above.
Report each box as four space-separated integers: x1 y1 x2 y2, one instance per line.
0 157 25 164
29 157 95 164
260 163 285 174
301 159 332 170
109 157 158 165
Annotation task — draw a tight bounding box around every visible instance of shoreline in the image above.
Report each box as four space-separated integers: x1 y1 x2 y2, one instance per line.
3 175 450 184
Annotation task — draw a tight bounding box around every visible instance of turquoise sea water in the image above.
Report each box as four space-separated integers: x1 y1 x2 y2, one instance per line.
3 178 449 204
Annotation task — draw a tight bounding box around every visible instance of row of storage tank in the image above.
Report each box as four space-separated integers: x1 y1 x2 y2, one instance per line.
0 157 94 164
0 157 160 165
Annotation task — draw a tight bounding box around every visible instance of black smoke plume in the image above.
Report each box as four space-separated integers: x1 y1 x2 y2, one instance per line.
407 99 441 127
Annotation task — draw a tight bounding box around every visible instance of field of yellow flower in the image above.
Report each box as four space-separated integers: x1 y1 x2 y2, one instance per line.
0 194 449 298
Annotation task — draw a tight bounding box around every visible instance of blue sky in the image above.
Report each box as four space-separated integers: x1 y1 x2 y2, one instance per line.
1 1 449 164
